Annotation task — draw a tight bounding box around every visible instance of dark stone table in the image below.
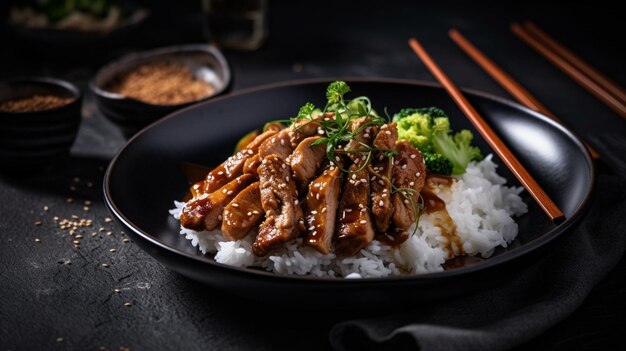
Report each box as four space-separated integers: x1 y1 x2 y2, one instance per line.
1 2 624 350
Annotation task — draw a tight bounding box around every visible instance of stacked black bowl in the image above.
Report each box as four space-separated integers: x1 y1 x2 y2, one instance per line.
0 77 82 173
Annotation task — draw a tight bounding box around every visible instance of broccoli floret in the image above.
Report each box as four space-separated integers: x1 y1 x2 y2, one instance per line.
297 102 317 118
423 152 453 175
432 129 483 174
326 81 351 104
395 113 436 153
393 106 483 174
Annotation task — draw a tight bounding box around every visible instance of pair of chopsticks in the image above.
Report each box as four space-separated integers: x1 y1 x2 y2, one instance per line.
511 22 626 120
449 28 600 159
408 39 566 224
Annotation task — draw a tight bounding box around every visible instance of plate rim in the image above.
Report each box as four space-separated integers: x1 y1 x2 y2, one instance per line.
104 77 596 283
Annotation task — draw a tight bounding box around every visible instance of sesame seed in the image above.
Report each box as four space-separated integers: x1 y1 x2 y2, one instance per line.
294 199 299 205
358 204 364 208
84 200 92 206
401 164 407 170
56 337 64 342
34 238 41 243
217 215 223 221
75 234 83 239
43 206 49 212
345 208 352 212
385 130 391 135
371 176 377 181
34 220 42 226
247 212 252 216
104 218 112 223
99 227 106 232
379 200 384 207
222 189 228 193
321 207 327 213
280 139 285 145
124 302 132 307
84 206 90 212
114 288 121 293
352 174 356 180
73 177 80 182
92 232 98 237
310 210 318 215
378 180 385 186
69 186 76 191
248 149 254 155
53 216 59 221
409 181 415 186
71 215 79 219
410 154 417 159
231 203 239 207
308 226 315 231
110 249 117 253
63 260 71 265
101 263 110 268
359 220 367 224
281 163 286 169
218 171 224 175
72 240 80 245
316 193 320 200
66 198 73 203
363 133 370 138
106 232 112 236
87 182 93 188
404 199 410 204
227 190 233 195
122 238 130 243
318 129 324 135
416 172 421 177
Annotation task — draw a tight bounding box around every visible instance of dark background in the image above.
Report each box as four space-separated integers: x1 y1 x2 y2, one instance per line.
1 1 625 350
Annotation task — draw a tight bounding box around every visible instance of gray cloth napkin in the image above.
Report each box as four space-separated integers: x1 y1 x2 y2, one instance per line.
330 173 626 351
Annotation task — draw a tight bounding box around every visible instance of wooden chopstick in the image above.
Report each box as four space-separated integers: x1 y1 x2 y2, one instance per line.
408 38 565 223
523 21 626 105
511 23 626 119
448 28 600 160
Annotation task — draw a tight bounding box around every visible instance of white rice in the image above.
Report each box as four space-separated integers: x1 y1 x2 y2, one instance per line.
169 155 527 278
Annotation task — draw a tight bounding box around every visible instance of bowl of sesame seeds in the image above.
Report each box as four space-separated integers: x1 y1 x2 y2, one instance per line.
90 44 231 138
0 77 82 172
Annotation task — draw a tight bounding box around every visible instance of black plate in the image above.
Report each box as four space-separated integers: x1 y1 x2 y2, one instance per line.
104 78 594 305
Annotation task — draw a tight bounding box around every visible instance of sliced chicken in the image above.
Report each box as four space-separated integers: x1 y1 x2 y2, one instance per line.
201 130 276 194
180 174 256 231
259 129 294 160
369 123 398 233
334 164 375 257
243 154 262 174
303 166 342 254
344 117 378 164
384 141 427 244
253 154 304 256
221 182 264 240
290 136 327 192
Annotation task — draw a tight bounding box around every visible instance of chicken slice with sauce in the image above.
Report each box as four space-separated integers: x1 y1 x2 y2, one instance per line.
343 117 378 164
335 163 375 257
253 154 304 256
303 166 342 254
382 140 427 245
221 182 264 240
290 136 327 193
180 173 256 231
201 130 277 194
369 123 398 233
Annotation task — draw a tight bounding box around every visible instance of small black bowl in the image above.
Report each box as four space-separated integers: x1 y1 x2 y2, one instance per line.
0 77 82 173
90 44 231 138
